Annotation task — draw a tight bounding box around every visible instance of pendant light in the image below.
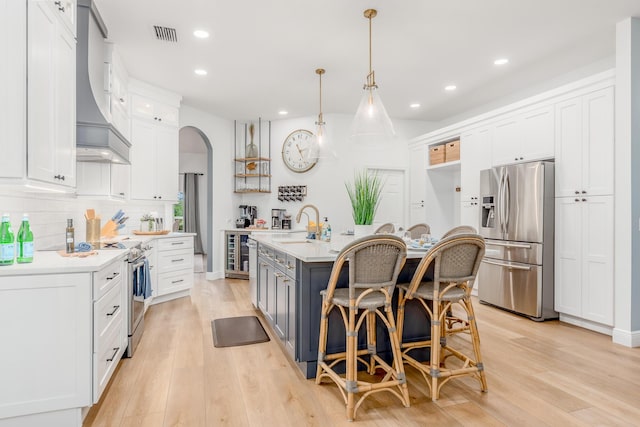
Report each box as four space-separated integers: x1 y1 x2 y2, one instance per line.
351 8 395 144
307 68 336 161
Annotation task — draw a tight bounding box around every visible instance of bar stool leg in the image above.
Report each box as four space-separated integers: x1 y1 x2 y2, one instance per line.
463 297 488 391
315 296 329 384
366 310 377 374
430 293 442 401
385 305 410 406
346 302 358 421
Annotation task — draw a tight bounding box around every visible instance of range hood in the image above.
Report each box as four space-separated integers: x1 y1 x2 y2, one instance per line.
76 0 131 164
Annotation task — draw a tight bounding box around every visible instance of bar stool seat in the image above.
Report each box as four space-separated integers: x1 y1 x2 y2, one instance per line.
315 234 410 421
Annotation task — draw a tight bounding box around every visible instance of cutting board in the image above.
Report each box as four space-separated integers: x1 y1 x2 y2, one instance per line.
133 230 170 235
57 250 98 258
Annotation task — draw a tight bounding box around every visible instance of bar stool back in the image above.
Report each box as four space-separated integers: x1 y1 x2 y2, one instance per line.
396 233 486 401
315 234 410 421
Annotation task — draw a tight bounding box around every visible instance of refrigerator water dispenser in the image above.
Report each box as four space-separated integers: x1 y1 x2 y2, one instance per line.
481 196 495 229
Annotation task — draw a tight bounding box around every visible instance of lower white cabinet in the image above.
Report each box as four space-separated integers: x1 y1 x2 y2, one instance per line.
555 195 614 326
154 236 194 298
91 258 127 403
0 273 91 421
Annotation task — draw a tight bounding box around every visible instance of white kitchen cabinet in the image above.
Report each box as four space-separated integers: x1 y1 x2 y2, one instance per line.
131 93 180 126
555 195 614 326
151 235 194 302
92 257 127 402
491 105 554 166
0 273 91 421
408 144 427 226
554 87 614 198
104 43 130 140
27 0 76 188
76 162 130 199
0 0 27 180
460 127 492 228
130 118 179 201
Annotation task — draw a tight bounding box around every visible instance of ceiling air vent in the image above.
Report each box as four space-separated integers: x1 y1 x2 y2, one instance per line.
153 25 178 43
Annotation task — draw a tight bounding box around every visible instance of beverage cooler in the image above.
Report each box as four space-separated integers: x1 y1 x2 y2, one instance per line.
225 230 250 279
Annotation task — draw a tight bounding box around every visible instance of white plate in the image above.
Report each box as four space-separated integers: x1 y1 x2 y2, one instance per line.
408 244 433 251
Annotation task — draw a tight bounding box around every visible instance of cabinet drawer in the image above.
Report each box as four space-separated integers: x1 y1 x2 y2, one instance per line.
158 269 193 296
273 250 286 268
94 280 124 352
93 259 124 300
94 314 124 402
284 254 297 278
158 236 194 252
157 249 194 274
258 245 274 260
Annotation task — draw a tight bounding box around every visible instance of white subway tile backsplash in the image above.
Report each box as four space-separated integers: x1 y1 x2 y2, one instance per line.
0 190 174 249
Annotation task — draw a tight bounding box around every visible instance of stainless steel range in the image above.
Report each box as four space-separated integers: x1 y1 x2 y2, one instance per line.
103 239 150 357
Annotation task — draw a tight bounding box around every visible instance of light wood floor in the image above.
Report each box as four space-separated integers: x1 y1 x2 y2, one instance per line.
84 273 640 426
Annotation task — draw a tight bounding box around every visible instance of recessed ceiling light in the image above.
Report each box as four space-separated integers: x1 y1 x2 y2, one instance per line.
410 103 421 109
194 69 207 76
444 85 457 91
193 30 209 39
494 58 509 66
278 110 288 116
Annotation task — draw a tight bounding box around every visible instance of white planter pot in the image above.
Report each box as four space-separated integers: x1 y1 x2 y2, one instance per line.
353 224 375 237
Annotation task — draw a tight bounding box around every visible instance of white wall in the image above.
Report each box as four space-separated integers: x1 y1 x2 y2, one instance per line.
238 114 435 236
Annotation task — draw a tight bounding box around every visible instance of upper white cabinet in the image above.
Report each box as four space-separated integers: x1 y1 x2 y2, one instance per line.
128 80 181 202
27 0 76 188
104 43 130 140
408 144 427 226
76 162 130 199
131 94 180 127
0 0 26 179
459 127 492 229
554 87 614 198
491 105 554 166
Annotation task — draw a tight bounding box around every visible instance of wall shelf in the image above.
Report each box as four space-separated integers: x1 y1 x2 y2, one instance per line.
234 119 271 193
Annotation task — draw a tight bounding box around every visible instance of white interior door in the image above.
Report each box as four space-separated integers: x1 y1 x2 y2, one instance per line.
369 168 405 230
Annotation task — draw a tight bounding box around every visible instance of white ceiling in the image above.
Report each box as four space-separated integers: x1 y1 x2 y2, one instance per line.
95 0 640 123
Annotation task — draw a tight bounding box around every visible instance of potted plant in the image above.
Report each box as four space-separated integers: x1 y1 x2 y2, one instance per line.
345 170 384 236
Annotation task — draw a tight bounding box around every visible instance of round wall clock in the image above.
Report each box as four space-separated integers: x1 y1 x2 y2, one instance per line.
282 129 317 173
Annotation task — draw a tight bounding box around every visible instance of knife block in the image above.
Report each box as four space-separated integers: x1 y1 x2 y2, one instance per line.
100 220 118 238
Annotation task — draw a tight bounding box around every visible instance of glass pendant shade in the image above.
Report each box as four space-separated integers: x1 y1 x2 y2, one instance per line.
312 119 337 159
351 85 395 144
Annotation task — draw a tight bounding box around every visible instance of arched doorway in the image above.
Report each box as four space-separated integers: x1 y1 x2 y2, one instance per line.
178 126 213 273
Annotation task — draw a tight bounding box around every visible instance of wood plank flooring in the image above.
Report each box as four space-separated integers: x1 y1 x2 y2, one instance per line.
84 273 640 426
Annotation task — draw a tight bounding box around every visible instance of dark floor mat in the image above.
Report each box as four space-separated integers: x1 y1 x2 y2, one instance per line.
211 316 270 348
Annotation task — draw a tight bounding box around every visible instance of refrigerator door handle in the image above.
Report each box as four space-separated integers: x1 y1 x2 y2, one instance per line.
504 171 511 235
497 169 505 235
486 241 532 249
482 258 531 271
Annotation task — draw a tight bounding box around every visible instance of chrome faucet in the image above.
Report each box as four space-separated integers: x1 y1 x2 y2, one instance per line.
296 204 320 238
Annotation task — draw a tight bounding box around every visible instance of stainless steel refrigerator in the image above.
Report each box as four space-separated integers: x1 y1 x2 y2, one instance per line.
478 161 557 320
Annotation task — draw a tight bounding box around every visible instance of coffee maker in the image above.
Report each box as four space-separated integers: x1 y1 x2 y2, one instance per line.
237 205 257 228
271 208 285 229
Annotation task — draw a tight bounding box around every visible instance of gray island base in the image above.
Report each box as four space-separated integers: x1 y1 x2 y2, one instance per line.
251 234 432 379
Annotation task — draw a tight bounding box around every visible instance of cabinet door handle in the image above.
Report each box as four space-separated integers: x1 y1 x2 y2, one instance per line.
259 262 268 267
106 347 120 362
106 305 120 316
575 198 580 202
575 190 580 194
171 279 184 284
581 190 587 194
171 242 184 245
582 198 587 202
274 272 284 278
106 272 119 280
171 258 185 262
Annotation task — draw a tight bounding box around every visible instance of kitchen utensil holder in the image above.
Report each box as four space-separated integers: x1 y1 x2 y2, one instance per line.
278 185 307 202
86 218 101 248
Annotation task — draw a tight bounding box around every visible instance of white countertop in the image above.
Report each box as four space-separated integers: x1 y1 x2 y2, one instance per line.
0 232 195 277
222 228 307 233
251 233 427 263
0 249 128 277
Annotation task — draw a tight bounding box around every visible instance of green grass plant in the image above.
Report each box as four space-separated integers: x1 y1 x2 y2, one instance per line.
345 170 384 225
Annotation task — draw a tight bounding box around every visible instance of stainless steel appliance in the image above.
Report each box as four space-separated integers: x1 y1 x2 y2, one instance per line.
237 205 257 228
125 242 147 357
271 208 285 229
478 161 557 320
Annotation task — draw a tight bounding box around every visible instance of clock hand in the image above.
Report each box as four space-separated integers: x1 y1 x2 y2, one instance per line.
296 144 305 160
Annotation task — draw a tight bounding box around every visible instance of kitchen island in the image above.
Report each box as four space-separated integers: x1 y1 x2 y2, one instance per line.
250 233 431 379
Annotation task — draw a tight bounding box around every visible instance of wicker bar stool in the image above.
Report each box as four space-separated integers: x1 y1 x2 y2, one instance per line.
396 233 487 401
374 222 395 234
407 223 430 239
315 235 410 421
441 225 477 238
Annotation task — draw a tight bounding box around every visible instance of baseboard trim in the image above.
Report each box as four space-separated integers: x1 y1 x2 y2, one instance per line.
559 313 613 336
206 271 224 281
612 328 640 347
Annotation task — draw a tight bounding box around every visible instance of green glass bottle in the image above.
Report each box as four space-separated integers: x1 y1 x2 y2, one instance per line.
0 213 15 265
17 213 34 263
